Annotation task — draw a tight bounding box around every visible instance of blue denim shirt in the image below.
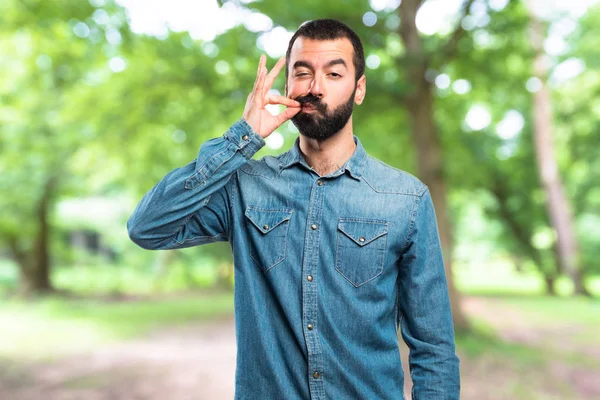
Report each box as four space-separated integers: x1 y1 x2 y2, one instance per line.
128 119 460 399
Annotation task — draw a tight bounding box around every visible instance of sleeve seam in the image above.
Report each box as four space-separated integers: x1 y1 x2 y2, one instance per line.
401 186 429 253
175 233 227 245
228 172 237 243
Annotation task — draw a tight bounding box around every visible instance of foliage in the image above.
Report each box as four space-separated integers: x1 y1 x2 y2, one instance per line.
0 0 598 293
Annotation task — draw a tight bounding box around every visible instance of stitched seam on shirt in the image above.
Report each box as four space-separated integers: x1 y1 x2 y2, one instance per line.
239 160 279 179
223 122 247 149
338 217 389 224
246 206 293 213
176 233 226 245
401 189 425 254
361 175 424 195
338 228 388 246
228 173 237 243
368 156 425 182
194 145 235 183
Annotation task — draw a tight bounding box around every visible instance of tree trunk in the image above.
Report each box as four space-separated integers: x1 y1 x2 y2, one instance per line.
20 176 57 296
33 177 54 292
543 276 556 296
8 177 57 296
527 3 589 296
399 0 470 333
489 172 559 295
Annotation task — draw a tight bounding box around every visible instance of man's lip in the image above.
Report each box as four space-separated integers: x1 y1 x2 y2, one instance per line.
301 103 316 110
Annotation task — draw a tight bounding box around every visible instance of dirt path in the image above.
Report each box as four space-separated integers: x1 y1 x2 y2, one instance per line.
1 297 599 400
1 317 238 400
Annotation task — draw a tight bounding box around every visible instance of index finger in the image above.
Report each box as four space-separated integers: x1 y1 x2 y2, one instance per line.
267 94 301 108
263 56 287 96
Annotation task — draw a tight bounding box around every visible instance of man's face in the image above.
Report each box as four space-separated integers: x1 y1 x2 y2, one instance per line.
286 37 366 140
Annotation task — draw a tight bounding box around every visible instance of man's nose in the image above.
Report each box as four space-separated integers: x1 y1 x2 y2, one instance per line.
308 74 324 98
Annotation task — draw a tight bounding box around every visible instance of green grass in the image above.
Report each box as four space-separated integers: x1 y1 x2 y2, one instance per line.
495 295 600 326
0 258 226 296
0 292 234 360
2 256 598 298
455 257 600 297
456 318 547 363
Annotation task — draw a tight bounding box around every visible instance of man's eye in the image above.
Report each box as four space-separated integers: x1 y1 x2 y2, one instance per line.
296 73 310 77
329 73 341 77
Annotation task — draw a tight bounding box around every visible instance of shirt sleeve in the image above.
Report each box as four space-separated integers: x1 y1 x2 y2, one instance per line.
397 187 461 400
127 118 264 250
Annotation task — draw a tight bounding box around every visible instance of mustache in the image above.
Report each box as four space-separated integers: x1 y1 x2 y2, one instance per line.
294 94 321 105
294 94 327 114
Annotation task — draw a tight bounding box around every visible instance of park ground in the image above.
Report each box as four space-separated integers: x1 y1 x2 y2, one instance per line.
0 291 599 400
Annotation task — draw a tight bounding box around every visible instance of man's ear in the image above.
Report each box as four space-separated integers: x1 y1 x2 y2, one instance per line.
354 75 366 105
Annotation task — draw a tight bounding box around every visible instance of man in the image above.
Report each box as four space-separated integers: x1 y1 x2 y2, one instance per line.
128 19 459 400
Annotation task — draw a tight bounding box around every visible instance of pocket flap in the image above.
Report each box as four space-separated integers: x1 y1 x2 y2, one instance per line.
245 206 293 234
338 219 389 246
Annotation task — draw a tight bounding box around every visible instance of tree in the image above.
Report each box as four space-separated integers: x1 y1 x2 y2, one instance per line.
526 0 590 295
0 0 129 294
395 0 475 332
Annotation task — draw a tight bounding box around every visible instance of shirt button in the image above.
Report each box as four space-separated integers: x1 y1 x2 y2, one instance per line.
263 224 269 230
307 275 313 282
313 371 320 379
307 324 314 330
317 180 323 186
242 134 249 140
311 224 317 230
359 237 365 242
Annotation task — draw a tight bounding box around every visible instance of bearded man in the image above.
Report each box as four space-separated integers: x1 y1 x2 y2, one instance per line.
128 18 460 400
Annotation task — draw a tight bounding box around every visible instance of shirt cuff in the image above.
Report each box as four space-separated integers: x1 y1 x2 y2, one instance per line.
224 118 265 159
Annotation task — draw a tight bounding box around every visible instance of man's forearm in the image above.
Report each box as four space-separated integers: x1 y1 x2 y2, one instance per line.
127 118 264 250
408 343 460 399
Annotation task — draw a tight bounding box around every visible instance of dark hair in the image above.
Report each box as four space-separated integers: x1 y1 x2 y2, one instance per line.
285 19 365 82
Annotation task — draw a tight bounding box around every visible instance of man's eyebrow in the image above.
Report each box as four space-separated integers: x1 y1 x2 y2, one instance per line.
293 60 313 70
292 59 348 70
325 59 347 69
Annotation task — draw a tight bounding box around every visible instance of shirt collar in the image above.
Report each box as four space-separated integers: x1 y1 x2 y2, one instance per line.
278 135 367 180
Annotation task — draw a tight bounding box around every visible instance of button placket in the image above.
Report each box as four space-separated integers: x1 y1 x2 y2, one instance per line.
303 173 325 398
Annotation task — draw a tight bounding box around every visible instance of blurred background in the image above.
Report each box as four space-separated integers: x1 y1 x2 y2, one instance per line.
1 0 599 399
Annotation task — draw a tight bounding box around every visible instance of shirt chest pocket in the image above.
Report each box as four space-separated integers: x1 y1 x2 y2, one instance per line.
336 218 389 287
245 206 293 273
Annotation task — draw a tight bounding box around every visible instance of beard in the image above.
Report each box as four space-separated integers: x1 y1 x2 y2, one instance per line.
291 88 356 141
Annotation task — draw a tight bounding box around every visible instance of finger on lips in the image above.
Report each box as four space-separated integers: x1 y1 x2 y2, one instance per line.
268 95 300 107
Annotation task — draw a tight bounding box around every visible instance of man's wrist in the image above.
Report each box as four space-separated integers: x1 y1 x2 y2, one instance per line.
225 118 266 159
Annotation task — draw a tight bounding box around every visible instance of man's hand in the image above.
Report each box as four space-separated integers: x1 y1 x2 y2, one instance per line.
243 55 301 138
